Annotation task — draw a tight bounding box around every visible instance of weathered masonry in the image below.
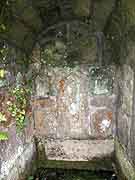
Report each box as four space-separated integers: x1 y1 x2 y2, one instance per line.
34 64 116 169
0 0 135 179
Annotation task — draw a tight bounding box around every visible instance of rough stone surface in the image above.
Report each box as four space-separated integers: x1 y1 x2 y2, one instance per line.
116 65 134 157
33 64 116 170
34 65 117 140
3 0 115 53
92 0 115 31
0 142 36 180
0 119 35 180
122 0 135 26
1 0 135 177
0 63 117 178
115 139 135 180
42 139 114 162
115 65 135 178
73 0 91 17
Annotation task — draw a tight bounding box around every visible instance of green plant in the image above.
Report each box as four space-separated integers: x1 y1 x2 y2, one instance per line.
0 112 7 122
0 132 8 140
7 87 31 132
41 43 68 67
0 42 9 64
0 69 6 78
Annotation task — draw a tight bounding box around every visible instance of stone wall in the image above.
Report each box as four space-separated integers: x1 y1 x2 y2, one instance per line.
2 0 115 54
0 118 36 180
33 64 117 169
115 65 135 179
116 65 134 153
34 65 116 139
0 0 135 178
113 0 135 177
1 58 135 178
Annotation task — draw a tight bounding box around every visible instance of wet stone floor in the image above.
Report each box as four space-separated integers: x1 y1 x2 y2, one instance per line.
29 169 118 180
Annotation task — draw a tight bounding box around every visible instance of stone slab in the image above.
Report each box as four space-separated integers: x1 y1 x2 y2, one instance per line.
41 139 114 162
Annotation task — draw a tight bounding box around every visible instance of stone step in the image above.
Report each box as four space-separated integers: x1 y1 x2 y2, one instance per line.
37 139 114 170
44 139 114 161
45 140 114 161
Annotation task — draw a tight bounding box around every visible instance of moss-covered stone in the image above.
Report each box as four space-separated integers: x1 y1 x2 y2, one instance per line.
35 168 117 180
73 0 91 17
105 0 135 66
115 139 135 180
38 158 113 171
121 0 135 26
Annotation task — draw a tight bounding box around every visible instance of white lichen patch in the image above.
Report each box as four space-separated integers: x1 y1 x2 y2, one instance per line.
69 103 79 115
0 143 35 179
67 86 72 94
1 146 24 178
100 119 110 132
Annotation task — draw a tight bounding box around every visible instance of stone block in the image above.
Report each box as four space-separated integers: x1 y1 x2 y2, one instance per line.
89 66 114 96
117 112 129 148
34 98 58 138
90 108 114 138
1 142 36 180
17 143 36 178
45 140 114 162
90 95 117 108
0 119 35 180
6 166 19 180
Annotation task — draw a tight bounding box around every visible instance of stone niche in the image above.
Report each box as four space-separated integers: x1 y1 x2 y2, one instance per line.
32 19 117 169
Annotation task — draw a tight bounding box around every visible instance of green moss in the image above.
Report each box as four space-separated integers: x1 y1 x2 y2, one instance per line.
104 1 128 65
0 132 9 140
73 0 90 17
122 0 135 26
41 42 76 68
38 158 113 171
115 139 135 180
35 169 116 180
104 0 135 66
0 112 7 122
80 37 96 49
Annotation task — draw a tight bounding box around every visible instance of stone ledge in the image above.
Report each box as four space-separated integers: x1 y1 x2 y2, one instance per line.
44 139 114 161
37 139 114 170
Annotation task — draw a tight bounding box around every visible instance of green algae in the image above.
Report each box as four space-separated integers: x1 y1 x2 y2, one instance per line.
31 169 117 180
38 159 113 172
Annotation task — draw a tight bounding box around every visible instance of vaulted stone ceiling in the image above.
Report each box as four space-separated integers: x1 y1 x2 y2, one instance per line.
0 0 116 55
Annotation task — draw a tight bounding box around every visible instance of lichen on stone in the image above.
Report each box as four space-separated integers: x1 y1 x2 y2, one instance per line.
89 66 114 96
